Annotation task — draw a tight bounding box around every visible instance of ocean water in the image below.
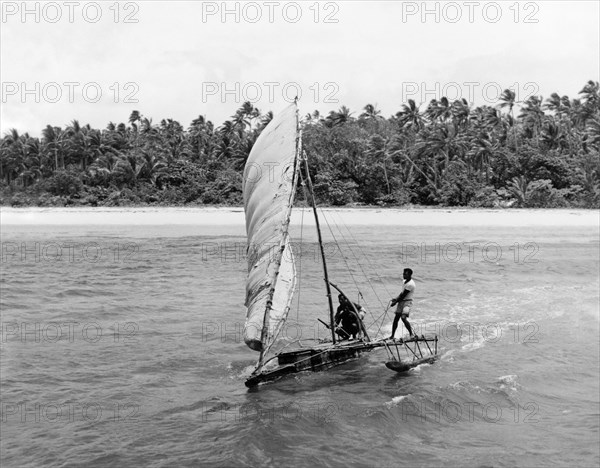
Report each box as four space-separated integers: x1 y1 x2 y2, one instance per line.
1 210 599 467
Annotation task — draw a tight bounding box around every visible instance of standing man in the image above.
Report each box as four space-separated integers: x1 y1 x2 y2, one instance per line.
390 268 415 339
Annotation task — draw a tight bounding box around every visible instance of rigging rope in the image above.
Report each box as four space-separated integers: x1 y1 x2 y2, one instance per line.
322 208 396 338
333 211 394 296
319 208 363 296
327 209 402 338
327 209 387 307
293 173 399 344
323 209 377 328
321 209 393 341
296 203 305 322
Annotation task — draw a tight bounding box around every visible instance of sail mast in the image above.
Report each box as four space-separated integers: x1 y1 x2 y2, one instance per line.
302 151 336 344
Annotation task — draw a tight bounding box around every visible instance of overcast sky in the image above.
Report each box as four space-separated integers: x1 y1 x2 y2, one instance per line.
1 0 598 135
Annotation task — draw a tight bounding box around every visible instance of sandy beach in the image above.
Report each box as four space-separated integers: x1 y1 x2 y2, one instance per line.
1 206 598 227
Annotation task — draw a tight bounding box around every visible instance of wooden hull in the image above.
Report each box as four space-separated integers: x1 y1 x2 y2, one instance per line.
245 336 439 387
245 341 376 388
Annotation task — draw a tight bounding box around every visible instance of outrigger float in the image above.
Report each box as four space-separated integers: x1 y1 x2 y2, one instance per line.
384 335 438 373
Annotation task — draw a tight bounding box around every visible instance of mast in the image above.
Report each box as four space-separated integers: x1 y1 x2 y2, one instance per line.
302 151 336 344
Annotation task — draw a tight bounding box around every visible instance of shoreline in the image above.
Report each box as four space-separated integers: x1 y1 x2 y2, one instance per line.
1 206 598 227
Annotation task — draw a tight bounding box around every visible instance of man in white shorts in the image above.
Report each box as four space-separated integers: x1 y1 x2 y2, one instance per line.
389 268 415 339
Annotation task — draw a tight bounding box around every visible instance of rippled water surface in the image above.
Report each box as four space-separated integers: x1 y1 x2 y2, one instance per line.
1 209 599 467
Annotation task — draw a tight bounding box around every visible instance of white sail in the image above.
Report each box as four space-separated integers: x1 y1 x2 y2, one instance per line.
243 103 299 352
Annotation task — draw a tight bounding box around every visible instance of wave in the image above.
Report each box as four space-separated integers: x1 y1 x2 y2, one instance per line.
445 375 521 400
384 394 411 408
497 374 521 393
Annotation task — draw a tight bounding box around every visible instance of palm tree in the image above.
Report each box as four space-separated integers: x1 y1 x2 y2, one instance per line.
104 123 131 153
568 98 588 129
231 102 253 134
586 114 600 149
359 103 382 120
129 110 142 128
476 106 509 145
425 97 452 123
259 111 274 129
325 106 354 127
387 134 415 186
544 93 564 115
418 122 468 167
467 134 496 182
140 117 155 136
138 149 167 185
88 150 121 186
113 153 146 187
396 99 423 131
411 122 468 198
42 125 67 170
498 89 518 150
540 119 567 151
498 89 516 113
18 136 42 188
544 93 578 154
506 176 551 207
580 80 599 112
365 134 390 194
216 120 241 162
451 99 471 128
519 96 545 143
159 118 190 163
1 129 24 186
65 119 94 170
189 115 214 163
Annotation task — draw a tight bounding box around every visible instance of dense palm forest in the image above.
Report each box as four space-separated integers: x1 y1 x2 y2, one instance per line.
1 81 599 208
